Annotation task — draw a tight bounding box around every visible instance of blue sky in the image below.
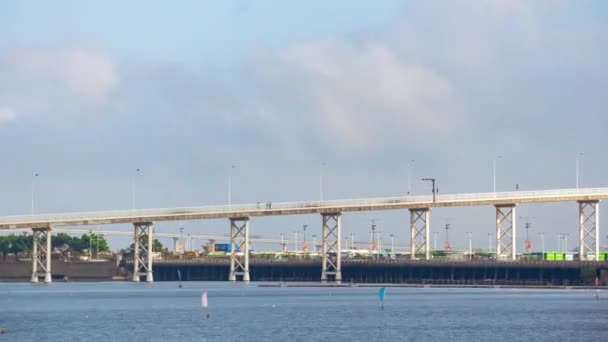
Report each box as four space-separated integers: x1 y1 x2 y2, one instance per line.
1 0 607 251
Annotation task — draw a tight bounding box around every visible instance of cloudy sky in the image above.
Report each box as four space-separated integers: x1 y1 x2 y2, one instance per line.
1 0 607 251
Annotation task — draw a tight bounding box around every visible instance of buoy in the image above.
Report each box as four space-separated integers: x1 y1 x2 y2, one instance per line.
0 328 6 334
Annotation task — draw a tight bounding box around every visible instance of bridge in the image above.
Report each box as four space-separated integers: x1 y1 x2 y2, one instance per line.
0 188 605 284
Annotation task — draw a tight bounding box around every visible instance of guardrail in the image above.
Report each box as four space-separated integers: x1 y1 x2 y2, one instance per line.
1 187 607 226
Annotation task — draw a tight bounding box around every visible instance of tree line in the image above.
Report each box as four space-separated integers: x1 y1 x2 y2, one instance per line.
0 233 110 260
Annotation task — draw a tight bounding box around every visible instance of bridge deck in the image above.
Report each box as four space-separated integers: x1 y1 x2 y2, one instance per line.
0 188 606 230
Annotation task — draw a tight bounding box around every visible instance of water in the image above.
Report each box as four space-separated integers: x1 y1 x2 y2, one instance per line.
1 282 606 341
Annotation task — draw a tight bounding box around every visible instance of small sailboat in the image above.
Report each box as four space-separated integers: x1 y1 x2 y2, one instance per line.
202 291 209 319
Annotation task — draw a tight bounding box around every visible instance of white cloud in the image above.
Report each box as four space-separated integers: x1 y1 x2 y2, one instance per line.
250 39 464 149
0 107 16 124
0 46 119 121
244 0 563 150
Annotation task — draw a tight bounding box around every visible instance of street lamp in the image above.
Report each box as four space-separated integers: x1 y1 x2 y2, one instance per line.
444 223 451 251
95 234 104 257
390 234 395 255
488 233 494 252
131 168 140 210
538 232 545 255
312 234 316 253
88 229 93 260
370 221 377 259
432 232 439 251
228 165 236 205
576 152 584 189
31 173 39 215
302 224 307 253
493 155 502 192
377 230 382 258
408 159 415 195
520 216 534 253
293 230 299 254
320 162 326 201
466 232 473 261
421 178 437 202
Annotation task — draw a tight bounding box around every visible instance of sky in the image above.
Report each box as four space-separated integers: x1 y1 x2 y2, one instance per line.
1 0 607 251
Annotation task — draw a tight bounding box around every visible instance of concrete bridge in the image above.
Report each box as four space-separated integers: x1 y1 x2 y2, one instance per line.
0 188 605 284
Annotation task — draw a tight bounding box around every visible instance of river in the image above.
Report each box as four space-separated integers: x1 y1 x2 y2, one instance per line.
1 282 606 341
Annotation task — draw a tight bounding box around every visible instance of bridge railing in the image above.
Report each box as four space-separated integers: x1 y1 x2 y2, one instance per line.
1 188 607 225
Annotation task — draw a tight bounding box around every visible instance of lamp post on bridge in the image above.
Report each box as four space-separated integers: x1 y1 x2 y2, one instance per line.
576 152 584 189
228 165 236 206
319 162 326 201
538 232 545 256
390 234 395 255
421 178 437 202
31 173 39 215
312 234 316 253
408 159 415 195
131 168 140 211
493 155 502 193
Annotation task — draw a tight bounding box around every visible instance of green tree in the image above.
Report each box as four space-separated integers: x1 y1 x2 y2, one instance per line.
78 234 109 255
153 239 164 252
90 234 109 253
0 236 10 260
11 234 31 254
52 233 75 249
0 234 32 259
127 236 164 254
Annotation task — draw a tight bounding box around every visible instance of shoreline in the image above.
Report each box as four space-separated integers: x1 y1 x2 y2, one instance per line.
0 279 605 290
258 282 608 290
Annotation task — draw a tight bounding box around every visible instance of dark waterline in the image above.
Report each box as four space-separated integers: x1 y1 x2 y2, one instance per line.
1 282 607 342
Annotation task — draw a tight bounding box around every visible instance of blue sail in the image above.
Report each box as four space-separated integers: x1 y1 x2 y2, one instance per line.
378 287 386 301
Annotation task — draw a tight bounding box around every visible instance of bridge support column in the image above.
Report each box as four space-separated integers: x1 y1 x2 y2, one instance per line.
321 213 342 283
31 228 52 284
229 217 250 282
410 208 430 260
132 222 154 283
579 201 600 261
496 204 517 260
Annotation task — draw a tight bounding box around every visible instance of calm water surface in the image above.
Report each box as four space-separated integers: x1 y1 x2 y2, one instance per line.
1 282 606 342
